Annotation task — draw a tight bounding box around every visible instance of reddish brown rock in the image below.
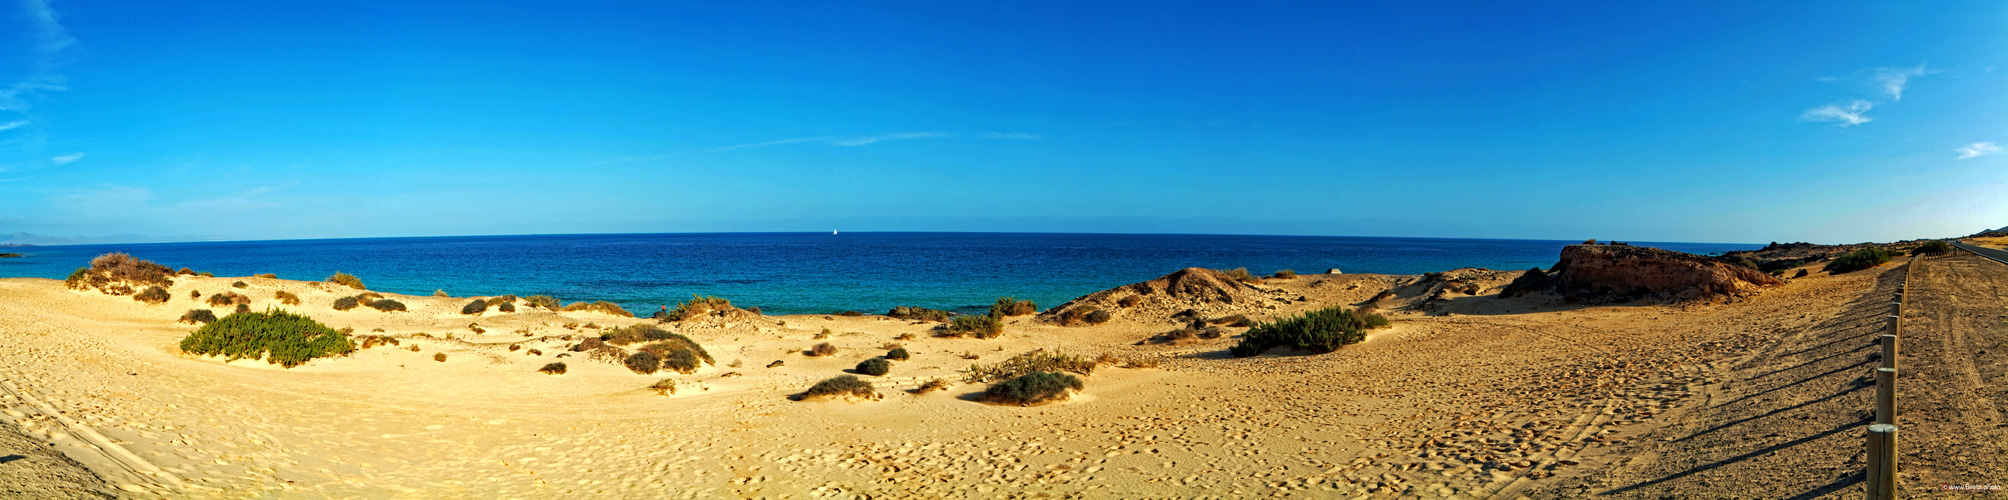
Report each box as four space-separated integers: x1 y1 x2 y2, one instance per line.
1553 244 1783 300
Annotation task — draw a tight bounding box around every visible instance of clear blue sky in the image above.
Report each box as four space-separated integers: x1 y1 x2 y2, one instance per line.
1 1 2003 244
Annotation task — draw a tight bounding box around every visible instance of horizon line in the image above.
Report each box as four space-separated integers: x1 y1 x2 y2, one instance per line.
0 229 1770 248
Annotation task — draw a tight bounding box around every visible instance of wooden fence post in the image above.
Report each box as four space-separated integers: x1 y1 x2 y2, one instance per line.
1880 334 1898 370
1866 423 1898 500
1876 367 1897 425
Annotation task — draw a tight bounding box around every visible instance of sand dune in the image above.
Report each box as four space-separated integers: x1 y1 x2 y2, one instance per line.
0 255 2001 498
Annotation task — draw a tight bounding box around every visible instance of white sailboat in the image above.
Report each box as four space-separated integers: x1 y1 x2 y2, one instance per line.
832 230 838 235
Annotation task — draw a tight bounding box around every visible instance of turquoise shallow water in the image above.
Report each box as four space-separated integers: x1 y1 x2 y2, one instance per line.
0 232 1756 316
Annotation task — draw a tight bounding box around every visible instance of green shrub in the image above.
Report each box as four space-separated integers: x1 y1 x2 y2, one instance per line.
800 375 876 399
665 295 734 320
523 295 560 309
1273 269 1297 279
856 357 891 376
177 309 355 368
178 309 218 325
64 267 96 290
461 299 488 315
274 290 301 305
887 306 953 322
326 272 365 290
539 362 567 374
1230 305 1384 357
981 372 1082 405
649 378 676 395
207 292 248 307
562 300 633 317
134 286 170 304
661 349 700 374
942 313 1003 339
1499 268 1552 298
1913 240 1953 255
963 349 1097 383
602 324 678 345
1825 248 1899 274
1220 267 1259 283
990 297 1037 317
625 351 661 374
886 347 910 361
333 296 360 311
366 299 406 312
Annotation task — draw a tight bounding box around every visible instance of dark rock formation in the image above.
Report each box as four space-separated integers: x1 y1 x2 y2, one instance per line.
1039 267 1289 325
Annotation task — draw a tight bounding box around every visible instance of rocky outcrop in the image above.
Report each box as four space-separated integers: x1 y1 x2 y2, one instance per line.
1551 244 1783 300
1039 268 1293 325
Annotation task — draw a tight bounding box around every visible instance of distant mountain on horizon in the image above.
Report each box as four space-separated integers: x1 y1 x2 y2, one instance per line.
0 232 213 246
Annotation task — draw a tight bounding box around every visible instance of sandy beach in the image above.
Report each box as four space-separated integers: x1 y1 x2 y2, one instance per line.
1 250 2003 499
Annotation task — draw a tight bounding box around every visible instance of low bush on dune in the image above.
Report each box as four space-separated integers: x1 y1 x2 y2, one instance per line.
663 295 733 321
484 295 518 307
911 379 952 394
326 272 365 290
887 306 953 322
1151 325 1224 344
134 286 170 304
332 296 360 311
602 324 677 345
658 349 701 374
885 347 910 361
856 357 891 376
990 297 1038 317
1118 295 1143 308
1913 240 1953 255
1273 269 1297 279
649 378 677 395
178 309 218 325
177 309 355 368
625 351 662 374
1083 308 1112 325
231 281 248 288
274 290 301 305
523 295 560 310
207 292 248 307
1207 314 1252 327
1824 248 1900 274
433 352 447 362
562 301 633 317
799 375 876 400
939 313 1003 339
255 273 276 279
234 303 251 315
1794 269 1810 278
962 349 1097 383
981 372 1082 406
808 342 837 356
366 299 406 312
638 340 712 372
1220 267 1259 284
461 300 488 315
66 253 175 292
497 302 515 313
1229 305 1386 357
1051 305 1112 326
355 335 400 349
177 267 195 276
354 292 383 303
539 362 567 375
189 290 201 299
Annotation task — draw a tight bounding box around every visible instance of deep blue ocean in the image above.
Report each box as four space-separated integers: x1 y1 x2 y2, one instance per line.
0 233 1756 316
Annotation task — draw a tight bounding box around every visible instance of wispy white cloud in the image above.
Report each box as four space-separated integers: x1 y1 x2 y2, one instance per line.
1873 65 1930 101
717 132 1037 151
1800 64 1934 127
50 152 82 165
0 120 26 131
1956 141 2001 160
0 0 76 113
1800 100 1874 126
